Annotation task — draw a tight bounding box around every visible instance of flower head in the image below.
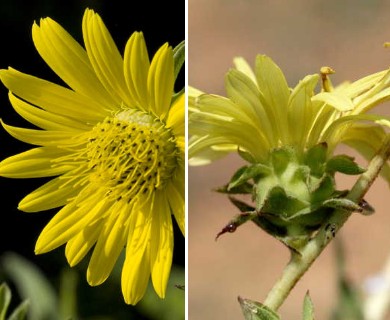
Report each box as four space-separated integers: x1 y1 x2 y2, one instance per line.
189 54 390 249
0 8 184 305
190 55 390 165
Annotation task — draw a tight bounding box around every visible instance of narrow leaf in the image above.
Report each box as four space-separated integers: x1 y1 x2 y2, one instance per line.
0 283 11 320
1 252 58 320
238 296 280 320
302 291 315 320
331 239 365 320
172 40 185 85
8 300 29 320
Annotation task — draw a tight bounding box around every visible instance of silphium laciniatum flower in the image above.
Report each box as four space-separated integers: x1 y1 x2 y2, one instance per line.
189 55 390 251
0 8 185 305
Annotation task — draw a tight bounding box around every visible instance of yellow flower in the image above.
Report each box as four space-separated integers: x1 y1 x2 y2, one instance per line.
0 8 184 305
189 55 390 171
189 54 390 249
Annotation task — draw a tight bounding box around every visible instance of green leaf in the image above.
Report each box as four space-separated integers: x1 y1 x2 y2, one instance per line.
302 291 315 320
58 268 78 320
171 87 184 104
238 296 280 320
0 283 11 320
326 155 366 175
0 283 29 320
172 40 185 85
331 239 364 320
1 252 58 320
8 300 29 320
137 266 185 320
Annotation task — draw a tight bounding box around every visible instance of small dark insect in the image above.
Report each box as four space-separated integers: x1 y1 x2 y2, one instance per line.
325 223 337 239
175 284 185 290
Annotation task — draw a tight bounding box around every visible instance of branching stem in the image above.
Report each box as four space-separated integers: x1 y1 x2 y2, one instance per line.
263 134 390 311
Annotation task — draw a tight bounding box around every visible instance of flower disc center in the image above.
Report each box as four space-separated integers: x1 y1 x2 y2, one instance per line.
87 109 177 203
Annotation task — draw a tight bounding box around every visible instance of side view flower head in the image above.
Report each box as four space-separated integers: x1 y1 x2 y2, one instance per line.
0 8 185 305
189 54 390 249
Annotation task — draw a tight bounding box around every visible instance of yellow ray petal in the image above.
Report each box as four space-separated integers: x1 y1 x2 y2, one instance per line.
321 114 390 152
18 175 82 212
8 93 87 132
150 191 173 298
342 70 388 98
190 111 268 161
188 134 238 163
306 101 338 148
353 87 390 114
82 9 132 107
0 68 107 124
148 43 174 119
233 56 256 83
1 121 75 147
87 201 129 286
341 124 390 184
312 91 354 112
0 147 72 178
287 74 319 148
122 200 153 304
166 93 184 135
167 181 185 236
226 69 276 146
32 16 115 107
255 54 290 143
66 221 103 267
122 244 150 305
124 32 150 110
35 194 109 254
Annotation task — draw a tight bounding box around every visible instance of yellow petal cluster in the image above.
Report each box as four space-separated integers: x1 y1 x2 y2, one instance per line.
0 8 184 305
189 54 390 178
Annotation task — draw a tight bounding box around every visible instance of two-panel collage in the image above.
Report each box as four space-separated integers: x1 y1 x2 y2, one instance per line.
2 1 390 319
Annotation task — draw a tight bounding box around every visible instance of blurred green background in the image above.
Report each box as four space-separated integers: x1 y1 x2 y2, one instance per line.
0 1 184 319
189 0 390 319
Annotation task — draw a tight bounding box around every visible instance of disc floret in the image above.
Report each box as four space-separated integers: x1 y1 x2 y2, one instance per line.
87 110 178 205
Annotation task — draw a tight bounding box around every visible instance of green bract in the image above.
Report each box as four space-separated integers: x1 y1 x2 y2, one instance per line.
220 143 367 250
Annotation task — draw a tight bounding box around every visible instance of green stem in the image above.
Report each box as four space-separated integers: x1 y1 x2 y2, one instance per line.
263 134 390 311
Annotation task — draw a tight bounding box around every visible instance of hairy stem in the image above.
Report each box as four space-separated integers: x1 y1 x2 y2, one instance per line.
263 134 390 311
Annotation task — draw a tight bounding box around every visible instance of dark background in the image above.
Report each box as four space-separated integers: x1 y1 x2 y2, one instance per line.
0 1 184 319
